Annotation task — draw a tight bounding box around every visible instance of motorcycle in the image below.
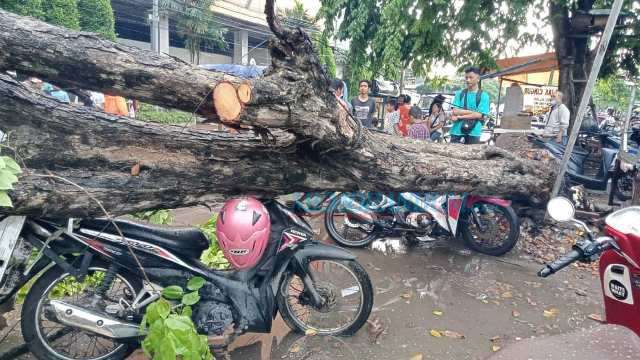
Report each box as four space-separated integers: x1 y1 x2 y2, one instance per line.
0 198 373 359
323 192 520 256
490 197 640 358
530 134 637 206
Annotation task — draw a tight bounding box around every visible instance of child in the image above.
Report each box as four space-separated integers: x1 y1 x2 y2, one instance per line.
407 105 430 140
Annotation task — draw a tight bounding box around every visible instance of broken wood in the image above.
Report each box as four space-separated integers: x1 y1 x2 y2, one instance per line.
213 81 243 124
0 3 557 217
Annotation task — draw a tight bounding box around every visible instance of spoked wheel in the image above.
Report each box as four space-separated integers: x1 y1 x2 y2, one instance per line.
277 259 373 336
21 262 140 360
460 203 519 256
324 193 378 248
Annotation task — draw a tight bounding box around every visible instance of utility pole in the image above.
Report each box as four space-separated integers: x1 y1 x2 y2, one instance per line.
550 0 625 198
151 0 160 54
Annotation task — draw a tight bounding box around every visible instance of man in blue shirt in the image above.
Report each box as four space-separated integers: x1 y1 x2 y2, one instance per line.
450 67 490 144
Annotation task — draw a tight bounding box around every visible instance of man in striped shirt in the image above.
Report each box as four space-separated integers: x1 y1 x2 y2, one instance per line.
408 105 430 140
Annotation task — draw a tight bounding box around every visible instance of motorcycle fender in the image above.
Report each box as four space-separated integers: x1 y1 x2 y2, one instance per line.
270 242 356 305
465 195 511 208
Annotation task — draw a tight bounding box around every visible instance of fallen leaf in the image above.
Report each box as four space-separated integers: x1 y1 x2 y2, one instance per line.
432 310 443 316
481 299 489 304
131 163 140 176
410 354 423 360
289 344 301 353
305 329 318 336
443 330 465 339
492 345 501 352
512 310 521 318
588 313 604 323
429 329 442 338
543 308 559 318
401 292 412 300
501 291 513 299
490 336 501 343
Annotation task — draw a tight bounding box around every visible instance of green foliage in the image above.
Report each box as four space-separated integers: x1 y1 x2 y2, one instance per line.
160 0 226 64
0 0 45 19
137 103 194 125
0 155 22 207
198 214 229 270
43 0 80 30
141 277 212 360
50 271 105 298
132 209 173 225
593 76 633 112
281 0 337 78
77 0 115 40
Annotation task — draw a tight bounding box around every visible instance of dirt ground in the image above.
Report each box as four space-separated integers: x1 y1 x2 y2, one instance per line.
0 207 609 360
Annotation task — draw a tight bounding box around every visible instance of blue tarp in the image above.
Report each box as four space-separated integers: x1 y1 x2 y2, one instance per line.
199 64 266 79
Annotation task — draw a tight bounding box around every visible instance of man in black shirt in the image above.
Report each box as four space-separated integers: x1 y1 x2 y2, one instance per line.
351 80 377 128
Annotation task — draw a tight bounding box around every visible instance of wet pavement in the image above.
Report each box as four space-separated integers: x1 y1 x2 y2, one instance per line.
0 207 609 360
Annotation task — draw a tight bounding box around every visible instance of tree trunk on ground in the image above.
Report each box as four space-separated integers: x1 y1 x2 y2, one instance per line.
0 6 556 217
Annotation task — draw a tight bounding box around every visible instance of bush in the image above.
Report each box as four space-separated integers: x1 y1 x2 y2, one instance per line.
78 0 116 40
43 0 80 30
136 103 194 125
0 0 45 19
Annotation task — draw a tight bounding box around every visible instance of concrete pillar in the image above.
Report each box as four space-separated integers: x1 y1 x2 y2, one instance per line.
233 30 249 65
159 14 169 54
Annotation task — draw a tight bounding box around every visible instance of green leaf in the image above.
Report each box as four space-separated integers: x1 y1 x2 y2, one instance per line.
158 335 177 360
0 171 18 190
0 157 21 174
165 316 192 332
181 291 200 306
156 298 171 319
186 276 205 291
0 192 12 207
162 285 184 300
181 305 192 317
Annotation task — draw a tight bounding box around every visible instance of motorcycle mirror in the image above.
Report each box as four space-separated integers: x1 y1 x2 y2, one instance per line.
547 197 575 222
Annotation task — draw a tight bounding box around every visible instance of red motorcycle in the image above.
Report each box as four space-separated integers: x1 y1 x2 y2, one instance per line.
489 197 640 359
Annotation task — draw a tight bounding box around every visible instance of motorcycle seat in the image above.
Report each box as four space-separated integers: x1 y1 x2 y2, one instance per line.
79 218 210 259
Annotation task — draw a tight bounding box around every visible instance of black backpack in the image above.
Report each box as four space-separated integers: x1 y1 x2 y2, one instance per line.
458 89 485 134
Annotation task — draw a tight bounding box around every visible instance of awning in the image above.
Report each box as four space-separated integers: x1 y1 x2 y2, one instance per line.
495 52 558 77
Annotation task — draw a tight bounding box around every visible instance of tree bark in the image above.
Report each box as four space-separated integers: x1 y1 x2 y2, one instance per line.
0 6 556 217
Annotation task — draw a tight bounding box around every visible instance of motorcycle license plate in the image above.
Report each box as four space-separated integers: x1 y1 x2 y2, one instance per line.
0 216 26 284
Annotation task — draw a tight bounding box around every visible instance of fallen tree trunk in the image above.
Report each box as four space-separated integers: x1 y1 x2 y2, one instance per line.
0 3 556 217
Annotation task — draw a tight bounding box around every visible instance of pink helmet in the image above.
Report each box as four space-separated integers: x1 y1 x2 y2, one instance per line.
216 197 271 270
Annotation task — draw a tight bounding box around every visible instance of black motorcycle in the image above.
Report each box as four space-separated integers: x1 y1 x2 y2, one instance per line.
0 199 373 359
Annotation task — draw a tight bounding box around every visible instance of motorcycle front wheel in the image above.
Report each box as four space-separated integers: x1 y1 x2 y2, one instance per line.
277 259 373 336
21 261 141 360
324 193 378 248
460 203 519 256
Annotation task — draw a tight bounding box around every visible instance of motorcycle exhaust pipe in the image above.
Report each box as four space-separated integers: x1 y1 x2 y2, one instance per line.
340 195 377 224
46 300 141 339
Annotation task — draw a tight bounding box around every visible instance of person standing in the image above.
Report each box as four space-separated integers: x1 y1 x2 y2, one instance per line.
450 67 490 144
384 99 400 135
351 80 377 128
542 91 570 144
407 105 430 140
397 94 412 136
104 95 129 116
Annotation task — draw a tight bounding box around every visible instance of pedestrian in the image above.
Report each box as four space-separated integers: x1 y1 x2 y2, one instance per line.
408 105 430 140
384 99 400 135
41 83 71 104
103 95 129 116
542 91 570 145
351 80 377 128
397 94 412 136
450 66 490 144
426 97 446 142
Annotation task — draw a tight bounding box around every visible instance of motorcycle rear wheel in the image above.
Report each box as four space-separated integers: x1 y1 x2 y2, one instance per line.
277 259 373 336
21 261 141 360
324 193 378 248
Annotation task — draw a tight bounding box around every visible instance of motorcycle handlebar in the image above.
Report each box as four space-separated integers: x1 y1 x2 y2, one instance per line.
538 248 584 278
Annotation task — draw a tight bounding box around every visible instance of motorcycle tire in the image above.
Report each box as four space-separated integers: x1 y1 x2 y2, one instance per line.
324 193 378 248
277 259 373 336
21 260 141 360
460 203 519 256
